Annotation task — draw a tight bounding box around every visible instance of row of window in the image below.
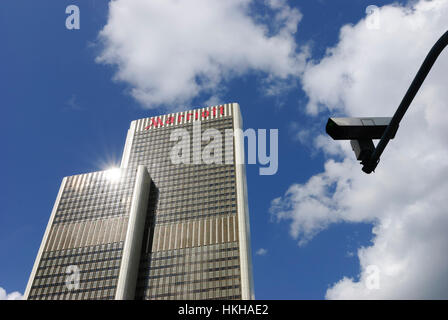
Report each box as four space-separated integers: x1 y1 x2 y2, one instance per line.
53 211 128 225
128 159 236 169
144 275 240 291
151 178 236 190
60 189 133 201
28 285 117 300
155 213 237 225
154 172 235 184
40 245 123 261
31 274 119 289
53 213 127 225
158 199 236 211
56 204 128 214
141 245 238 262
131 145 234 154
142 284 241 300
131 163 235 177
145 256 239 271
159 183 235 192
36 260 121 276
60 188 134 203
41 242 123 257
158 193 235 204
62 179 135 194
144 261 240 277
156 207 236 218
157 204 237 214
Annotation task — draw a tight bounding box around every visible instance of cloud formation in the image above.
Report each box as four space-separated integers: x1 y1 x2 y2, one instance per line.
0 287 23 300
271 0 448 299
97 0 307 109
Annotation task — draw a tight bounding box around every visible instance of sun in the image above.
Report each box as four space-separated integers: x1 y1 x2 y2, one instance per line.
105 167 121 182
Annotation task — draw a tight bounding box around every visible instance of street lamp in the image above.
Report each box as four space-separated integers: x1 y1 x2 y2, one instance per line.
326 30 448 174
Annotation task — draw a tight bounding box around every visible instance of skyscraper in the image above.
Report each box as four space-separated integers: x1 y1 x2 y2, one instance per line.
24 103 254 300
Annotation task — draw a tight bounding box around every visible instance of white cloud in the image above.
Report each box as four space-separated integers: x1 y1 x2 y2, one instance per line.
0 287 23 300
96 0 307 109
271 0 448 299
256 248 268 256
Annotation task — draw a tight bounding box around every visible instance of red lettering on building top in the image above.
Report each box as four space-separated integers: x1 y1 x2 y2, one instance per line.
144 106 226 130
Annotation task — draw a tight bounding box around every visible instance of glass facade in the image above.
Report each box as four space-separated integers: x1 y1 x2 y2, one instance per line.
27 169 139 300
28 242 124 300
126 105 244 300
25 103 253 300
136 243 241 300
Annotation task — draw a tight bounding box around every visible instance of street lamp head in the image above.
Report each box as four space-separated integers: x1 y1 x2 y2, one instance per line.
325 117 395 140
326 117 397 173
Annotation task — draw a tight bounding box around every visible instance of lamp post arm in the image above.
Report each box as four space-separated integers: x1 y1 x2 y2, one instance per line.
362 30 448 174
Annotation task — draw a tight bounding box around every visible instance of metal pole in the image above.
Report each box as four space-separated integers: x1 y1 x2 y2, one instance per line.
362 30 448 174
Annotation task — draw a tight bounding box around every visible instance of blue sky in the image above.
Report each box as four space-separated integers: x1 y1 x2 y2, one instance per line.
2 0 448 300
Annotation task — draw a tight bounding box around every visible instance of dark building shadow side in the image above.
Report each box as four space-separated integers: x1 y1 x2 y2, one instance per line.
135 180 159 300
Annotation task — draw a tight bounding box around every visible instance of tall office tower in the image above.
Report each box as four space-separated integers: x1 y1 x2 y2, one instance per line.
24 166 152 300
25 103 254 300
123 103 253 300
